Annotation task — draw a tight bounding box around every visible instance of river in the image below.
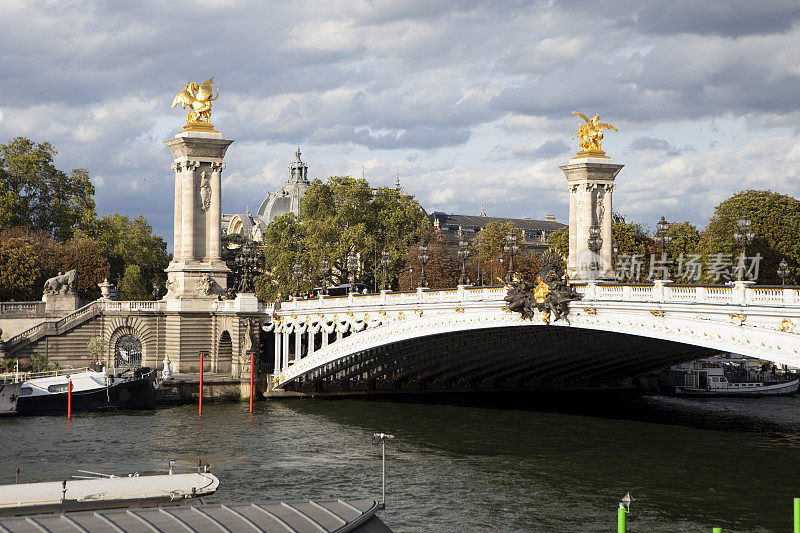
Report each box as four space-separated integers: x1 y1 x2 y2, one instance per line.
1 392 799 532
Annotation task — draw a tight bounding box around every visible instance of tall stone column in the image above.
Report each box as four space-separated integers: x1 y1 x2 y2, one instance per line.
164 132 233 301
162 127 233 373
560 156 624 281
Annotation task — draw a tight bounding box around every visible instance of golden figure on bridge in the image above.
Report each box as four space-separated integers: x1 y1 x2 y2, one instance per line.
572 112 617 158
172 77 220 130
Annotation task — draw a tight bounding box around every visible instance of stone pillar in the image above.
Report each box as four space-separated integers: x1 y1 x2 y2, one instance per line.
164 132 233 302
308 331 316 356
273 331 281 374
207 162 224 260
294 331 301 362
282 332 290 369
560 157 624 282
171 163 183 261
162 129 233 373
181 161 198 261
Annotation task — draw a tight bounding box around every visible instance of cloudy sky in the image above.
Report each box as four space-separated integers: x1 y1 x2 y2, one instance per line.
3 0 800 250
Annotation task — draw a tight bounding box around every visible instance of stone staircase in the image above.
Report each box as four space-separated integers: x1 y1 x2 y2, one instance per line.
1 301 101 356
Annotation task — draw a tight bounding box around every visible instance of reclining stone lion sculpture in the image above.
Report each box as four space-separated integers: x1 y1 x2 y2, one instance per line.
43 269 77 295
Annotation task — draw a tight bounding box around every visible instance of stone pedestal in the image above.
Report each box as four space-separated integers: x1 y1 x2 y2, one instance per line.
164 131 233 300
43 293 80 314
559 157 624 282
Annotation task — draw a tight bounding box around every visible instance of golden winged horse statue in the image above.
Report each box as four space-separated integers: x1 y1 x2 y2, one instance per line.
172 77 220 126
572 112 617 157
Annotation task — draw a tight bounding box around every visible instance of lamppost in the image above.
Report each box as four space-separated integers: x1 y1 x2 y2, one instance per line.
458 237 470 285
612 239 619 280
380 249 391 291
319 259 330 295
73 223 80 289
778 259 789 286
653 216 672 280
503 233 519 281
733 215 755 281
235 243 261 293
417 245 429 288
347 251 358 293
292 261 303 297
498 255 504 282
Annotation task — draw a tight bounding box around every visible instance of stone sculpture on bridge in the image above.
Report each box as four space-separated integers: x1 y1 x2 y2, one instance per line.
43 270 77 295
505 251 582 323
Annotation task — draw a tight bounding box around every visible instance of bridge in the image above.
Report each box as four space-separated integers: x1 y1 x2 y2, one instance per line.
267 281 800 393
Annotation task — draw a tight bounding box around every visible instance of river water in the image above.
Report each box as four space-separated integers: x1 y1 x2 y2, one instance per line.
2 392 799 532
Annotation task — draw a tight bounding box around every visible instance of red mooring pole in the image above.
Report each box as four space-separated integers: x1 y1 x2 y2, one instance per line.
249 351 255 414
67 379 72 420
199 353 204 416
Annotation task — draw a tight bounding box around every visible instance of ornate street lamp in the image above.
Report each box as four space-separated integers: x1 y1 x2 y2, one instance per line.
733 215 755 280
653 216 672 280
458 237 471 285
347 251 359 293
318 259 331 295
503 233 519 281
587 224 602 252
778 259 789 286
418 245 429 288
380 249 391 291
292 261 303 297
235 243 261 293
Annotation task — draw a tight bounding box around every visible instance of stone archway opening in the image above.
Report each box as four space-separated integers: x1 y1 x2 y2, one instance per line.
217 331 232 374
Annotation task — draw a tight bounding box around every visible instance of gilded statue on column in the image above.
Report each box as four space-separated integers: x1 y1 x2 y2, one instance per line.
572 112 617 158
172 77 220 131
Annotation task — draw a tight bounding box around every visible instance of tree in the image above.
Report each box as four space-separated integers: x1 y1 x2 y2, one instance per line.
698 190 800 285
254 176 427 300
398 226 460 290
0 137 96 241
0 227 109 301
474 221 524 284
118 265 150 300
88 214 170 292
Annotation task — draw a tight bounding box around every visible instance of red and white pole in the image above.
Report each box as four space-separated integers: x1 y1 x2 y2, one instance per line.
67 379 72 420
199 352 204 416
249 351 254 414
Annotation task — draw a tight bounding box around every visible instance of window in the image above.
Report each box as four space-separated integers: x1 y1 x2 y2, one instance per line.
47 384 69 393
19 387 32 396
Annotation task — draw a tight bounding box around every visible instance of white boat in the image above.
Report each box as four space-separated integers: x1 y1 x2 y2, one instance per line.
675 366 799 397
0 471 219 516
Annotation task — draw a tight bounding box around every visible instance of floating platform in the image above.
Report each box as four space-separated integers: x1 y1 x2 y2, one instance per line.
0 498 391 532
0 472 218 517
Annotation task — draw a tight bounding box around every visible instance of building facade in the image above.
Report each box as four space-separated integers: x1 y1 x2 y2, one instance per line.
429 210 566 252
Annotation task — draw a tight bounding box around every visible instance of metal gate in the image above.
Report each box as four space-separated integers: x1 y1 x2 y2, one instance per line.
115 334 142 369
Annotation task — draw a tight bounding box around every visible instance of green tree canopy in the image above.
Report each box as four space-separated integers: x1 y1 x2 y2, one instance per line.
87 213 170 290
0 137 96 241
117 265 150 301
254 176 427 300
697 190 800 285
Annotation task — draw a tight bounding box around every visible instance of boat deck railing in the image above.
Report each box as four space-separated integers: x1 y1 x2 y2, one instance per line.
0 366 91 384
